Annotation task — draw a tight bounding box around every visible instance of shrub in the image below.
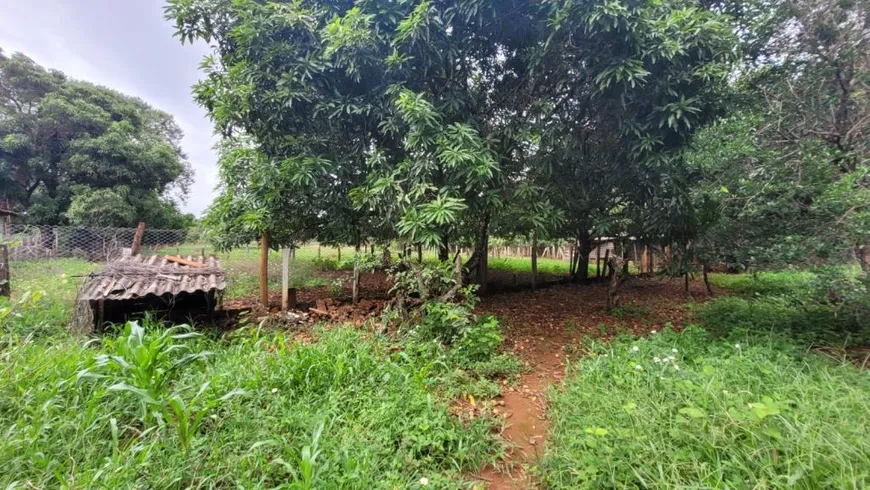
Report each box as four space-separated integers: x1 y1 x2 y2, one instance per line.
543 326 870 489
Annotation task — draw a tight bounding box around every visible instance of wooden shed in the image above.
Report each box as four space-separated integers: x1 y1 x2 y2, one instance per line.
71 254 226 333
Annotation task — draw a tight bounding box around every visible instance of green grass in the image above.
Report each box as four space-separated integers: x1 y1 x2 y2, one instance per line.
543 326 870 489
703 269 870 346
487 256 598 276
708 270 817 297
0 320 506 488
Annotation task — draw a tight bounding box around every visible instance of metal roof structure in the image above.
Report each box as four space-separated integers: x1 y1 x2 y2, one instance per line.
79 254 225 302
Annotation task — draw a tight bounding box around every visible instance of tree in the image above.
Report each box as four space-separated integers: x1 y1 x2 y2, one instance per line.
167 0 735 305
687 0 870 284
0 49 194 228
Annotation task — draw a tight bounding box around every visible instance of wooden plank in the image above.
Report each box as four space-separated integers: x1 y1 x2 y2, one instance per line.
165 255 205 268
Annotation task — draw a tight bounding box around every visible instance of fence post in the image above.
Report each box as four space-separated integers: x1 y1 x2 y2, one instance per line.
281 248 291 312
0 244 9 297
131 222 145 256
260 232 270 308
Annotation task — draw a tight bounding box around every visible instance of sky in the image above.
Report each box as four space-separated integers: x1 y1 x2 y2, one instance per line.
0 0 218 216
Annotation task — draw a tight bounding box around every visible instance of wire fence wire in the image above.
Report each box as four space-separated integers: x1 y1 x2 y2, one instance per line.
4 225 189 262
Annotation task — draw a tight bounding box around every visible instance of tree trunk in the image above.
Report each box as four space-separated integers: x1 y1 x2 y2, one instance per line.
417 244 423 263
854 245 870 293
572 234 592 282
703 263 714 297
259 232 269 308
606 255 626 311
473 215 490 294
531 231 538 290
438 242 449 262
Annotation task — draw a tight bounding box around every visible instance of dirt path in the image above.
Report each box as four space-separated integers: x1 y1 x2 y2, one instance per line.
473 278 711 488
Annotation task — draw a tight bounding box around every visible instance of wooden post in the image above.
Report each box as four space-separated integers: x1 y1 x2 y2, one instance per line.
281 248 291 312
596 244 602 279
131 222 145 256
259 232 269 308
317 244 321 259
337 246 341 261
531 231 538 290
352 266 360 304
417 244 423 263
603 249 611 278
0 244 9 297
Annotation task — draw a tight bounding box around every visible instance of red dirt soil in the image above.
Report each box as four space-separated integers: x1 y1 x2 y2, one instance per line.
471 277 714 489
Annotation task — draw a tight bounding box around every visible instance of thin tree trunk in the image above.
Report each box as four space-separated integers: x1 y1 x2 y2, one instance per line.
259 232 269 308
606 255 625 311
352 265 360 304
703 263 714 297
438 242 449 262
417 244 423 263
531 231 538 290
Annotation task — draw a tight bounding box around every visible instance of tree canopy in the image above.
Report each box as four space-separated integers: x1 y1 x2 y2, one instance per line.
167 0 734 280
0 49 195 228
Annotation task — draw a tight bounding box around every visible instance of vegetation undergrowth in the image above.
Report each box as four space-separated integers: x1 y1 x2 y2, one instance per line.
543 326 870 489
703 270 870 346
0 316 505 488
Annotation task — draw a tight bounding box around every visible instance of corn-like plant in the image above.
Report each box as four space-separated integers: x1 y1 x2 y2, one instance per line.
87 321 210 421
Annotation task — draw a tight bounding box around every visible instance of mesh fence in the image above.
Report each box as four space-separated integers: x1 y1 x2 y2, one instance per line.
5 225 188 262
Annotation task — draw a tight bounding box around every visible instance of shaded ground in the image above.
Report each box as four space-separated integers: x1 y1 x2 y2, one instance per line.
472 277 715 489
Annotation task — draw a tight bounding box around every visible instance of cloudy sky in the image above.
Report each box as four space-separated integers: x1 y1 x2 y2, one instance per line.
0 0 218 216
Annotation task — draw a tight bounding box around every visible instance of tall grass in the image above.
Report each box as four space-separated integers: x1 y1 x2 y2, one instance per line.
543 326 870 489
0 321 503 488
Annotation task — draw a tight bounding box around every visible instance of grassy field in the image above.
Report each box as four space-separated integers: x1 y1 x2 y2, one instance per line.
4 251 868 489
0 321 513 488
543 326 870 489
543 269 870 489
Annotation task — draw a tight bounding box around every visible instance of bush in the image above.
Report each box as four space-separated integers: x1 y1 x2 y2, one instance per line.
543 326 870 489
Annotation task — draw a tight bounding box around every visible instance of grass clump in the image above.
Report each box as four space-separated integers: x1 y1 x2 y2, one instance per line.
543 326 870 489
0 320 502 488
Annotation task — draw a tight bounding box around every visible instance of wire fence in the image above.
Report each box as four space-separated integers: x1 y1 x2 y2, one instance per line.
4 225 189 262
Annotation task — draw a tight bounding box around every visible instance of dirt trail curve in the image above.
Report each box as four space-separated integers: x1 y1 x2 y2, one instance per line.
473 279 708 488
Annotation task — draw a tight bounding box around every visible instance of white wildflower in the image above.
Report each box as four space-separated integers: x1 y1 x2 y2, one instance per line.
671 348 678 353
419 477 429 486
673 365 680 371
632 346 640 352
667 355 676 361
634 365 643 371
271 388 279 394
653 357 661 363
651 330 658 334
